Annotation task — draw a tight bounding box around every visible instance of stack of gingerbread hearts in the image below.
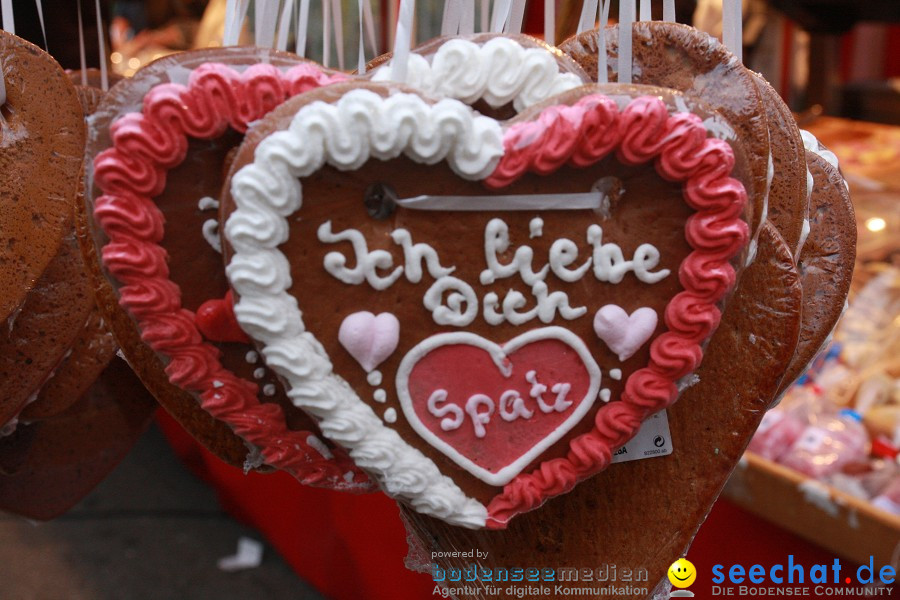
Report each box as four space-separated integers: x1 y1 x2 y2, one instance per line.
0 31 156 519
74 20 855 600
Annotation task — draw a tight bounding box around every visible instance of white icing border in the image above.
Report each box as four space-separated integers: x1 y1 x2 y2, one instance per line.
225 89 503 528
371 37 583 112
395 327 601 486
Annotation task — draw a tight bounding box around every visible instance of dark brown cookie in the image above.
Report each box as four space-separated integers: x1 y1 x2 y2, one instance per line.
0 234 94 429
751 72 808 255
776 151 856 396
0 357 156 520
0 31 85 323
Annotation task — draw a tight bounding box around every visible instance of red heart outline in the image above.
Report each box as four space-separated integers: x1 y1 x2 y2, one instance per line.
91 62 372 489
479 93 749 527
397 327 602 486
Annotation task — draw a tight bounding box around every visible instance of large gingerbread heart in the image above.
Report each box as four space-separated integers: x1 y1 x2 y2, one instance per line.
84 48 370 488
222 80 751 528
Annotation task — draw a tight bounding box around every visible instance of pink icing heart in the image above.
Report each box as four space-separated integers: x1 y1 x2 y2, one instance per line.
338 312 401 372
593 305 659 362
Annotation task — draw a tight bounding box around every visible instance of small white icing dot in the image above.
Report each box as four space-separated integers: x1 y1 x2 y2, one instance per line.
374 389 387 403
599 389 611 402
609 369 622 381
529 217 544 238
197 196 219 211
306 435 334 459
245 350 259 364
343 471 355 483
262 383 276 397
367 370 383 386
384 408 397 423
212 380 224 388
253 367 266 380
749 334 757 345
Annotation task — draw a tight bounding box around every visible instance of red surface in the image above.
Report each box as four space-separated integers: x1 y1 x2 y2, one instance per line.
158 412 890 599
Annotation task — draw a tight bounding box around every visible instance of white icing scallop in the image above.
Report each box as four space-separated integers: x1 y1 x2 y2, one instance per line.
372 37 583 112
225 89 500 528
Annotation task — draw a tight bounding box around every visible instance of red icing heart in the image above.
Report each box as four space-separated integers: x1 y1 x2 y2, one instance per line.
195 291 250 344
399 329 599 486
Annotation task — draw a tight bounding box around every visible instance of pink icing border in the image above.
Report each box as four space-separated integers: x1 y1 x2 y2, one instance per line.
481 94 748 527
91 62 372 490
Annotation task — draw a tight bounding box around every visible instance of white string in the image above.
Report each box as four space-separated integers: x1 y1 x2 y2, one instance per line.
296 0 310 56
490 0 511 32
34 0 47 50
1 0 14 34
276 0 294 51
639 0 650 20
331 0 344 70
257 0 280 48
390 0 414 81
597 0 610 82
479 0 489 32
458 0 474 34
224 0 250 46
322 0 330 67
76 0 87 85
0 0 10 106
577 0 598 32
663 0 675 21
357 0 365 73
441 0 462 35
722 0 742 62
507 0 526 33
544 0 554 45
362 0 377 56
617 0 634 83
94 0 108 90
397 192 605 211
224 0 236 43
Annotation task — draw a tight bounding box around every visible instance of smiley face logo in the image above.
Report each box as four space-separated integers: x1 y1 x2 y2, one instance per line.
668 558 697 588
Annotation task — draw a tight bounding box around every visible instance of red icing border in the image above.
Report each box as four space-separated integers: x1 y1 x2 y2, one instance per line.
91 62 372 489
482 94 748 527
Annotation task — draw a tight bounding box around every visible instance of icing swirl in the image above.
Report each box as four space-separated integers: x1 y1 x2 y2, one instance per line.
91 61 369 490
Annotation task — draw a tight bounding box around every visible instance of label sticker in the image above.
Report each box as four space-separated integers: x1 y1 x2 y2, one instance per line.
611 410 673 464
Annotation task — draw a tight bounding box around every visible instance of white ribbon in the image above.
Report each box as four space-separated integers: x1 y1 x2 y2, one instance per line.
396 192 605 211
597 0 610 82
441 0 462 35
34 0 47 49
663 0 675 21
490 0 511 32
544 0 555 45
331 0 344 70
390 0 415 82
224 0 250 46
507 0 526 33
723 0 742 62
617 0 634 84
94 0 108 90
479 0 489 32
322 0 330 67
76 0 87 85
357 0 365 73
296 0 310 56
0 0 10 106
577 0 598 33
640 0 651 21
362 0 377 56
459 0 475 35
276 0 294 51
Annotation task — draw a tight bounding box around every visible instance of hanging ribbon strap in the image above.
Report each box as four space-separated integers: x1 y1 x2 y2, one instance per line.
390 0 414 82
617 0 634 84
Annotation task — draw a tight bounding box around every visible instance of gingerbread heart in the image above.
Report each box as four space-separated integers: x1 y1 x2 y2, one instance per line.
222 81 751 528
83 47 370 488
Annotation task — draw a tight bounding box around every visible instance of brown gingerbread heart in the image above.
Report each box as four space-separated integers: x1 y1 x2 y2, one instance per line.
0 31 85 323
221 80 752 527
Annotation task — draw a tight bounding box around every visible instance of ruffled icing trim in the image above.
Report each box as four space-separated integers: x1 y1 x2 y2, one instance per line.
92 61 373 490
482 94 749 528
